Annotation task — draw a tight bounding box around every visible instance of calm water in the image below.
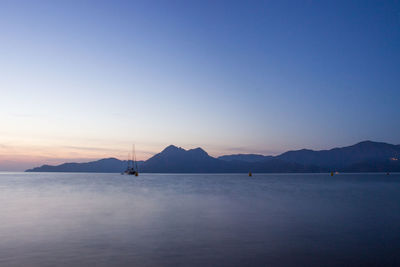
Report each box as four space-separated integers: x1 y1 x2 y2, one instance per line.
0 172 399 266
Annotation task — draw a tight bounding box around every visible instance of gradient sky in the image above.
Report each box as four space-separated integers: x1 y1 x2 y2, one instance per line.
1 0 400 170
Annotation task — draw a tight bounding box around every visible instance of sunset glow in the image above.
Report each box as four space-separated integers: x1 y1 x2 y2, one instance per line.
1 1 399 171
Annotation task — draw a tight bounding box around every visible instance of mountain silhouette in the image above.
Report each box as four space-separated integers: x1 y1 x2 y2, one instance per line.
26 158 144 173
218 154 273 162
26 141 400 173
140 145 226 173
276 141 400 169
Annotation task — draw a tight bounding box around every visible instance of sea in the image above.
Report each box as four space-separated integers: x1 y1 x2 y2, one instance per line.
0 172 399 267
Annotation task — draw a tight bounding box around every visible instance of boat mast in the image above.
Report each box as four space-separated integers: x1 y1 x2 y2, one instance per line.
135 145 138 171
133 144 138 171
132 145 135 169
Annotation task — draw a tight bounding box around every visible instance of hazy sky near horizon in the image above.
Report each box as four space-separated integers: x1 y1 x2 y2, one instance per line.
1 0 400 170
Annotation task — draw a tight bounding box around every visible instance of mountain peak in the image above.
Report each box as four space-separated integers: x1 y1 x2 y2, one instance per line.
355 140 375 145
99 157 120 162
188 147 209 156
353 140 390 148
162 145 184 153
190 147 206 152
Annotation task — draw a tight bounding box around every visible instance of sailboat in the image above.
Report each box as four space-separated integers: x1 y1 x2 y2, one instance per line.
124 145 139 176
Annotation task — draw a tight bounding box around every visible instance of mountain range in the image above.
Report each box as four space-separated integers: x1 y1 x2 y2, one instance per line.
26 141 400 173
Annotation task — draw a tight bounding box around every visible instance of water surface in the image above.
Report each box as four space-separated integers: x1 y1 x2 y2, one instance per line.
1 172 399 266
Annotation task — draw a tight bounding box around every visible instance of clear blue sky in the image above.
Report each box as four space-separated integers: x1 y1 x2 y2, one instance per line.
1 0 400 170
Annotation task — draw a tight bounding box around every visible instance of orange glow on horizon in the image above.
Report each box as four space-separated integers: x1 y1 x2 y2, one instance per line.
0 143 156 171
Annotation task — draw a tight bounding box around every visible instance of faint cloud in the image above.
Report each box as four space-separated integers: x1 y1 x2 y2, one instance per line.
62 145 118 152
226 146 247 152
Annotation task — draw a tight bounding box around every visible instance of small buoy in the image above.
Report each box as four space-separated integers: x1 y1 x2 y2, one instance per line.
248 172 252 177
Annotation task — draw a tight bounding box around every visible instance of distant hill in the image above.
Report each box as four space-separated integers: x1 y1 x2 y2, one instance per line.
26 141 400 173
276 141 400 169
218 154 273 162
343 159 400 172
26 158 144 173
140 145 226 173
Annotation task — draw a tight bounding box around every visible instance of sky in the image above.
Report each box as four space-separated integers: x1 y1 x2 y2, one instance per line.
1 0 400 170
